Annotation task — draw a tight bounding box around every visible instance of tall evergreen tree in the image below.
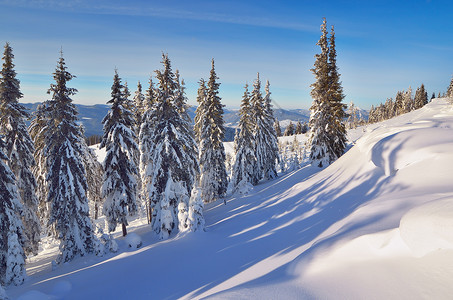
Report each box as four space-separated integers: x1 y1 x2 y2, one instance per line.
29 103 50 232
0 42 40 255
251 74 278 181
82 141 103 220
146 54 198 239
262 80 279 179
231 84 257 192
101 70 138 237
44 53 100 263
307 18 339 167
0 136 25 286
139 77 157 224
327 24 347 159
196 59 228 202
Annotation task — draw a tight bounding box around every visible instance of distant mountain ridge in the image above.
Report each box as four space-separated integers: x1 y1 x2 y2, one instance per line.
22 103 368 141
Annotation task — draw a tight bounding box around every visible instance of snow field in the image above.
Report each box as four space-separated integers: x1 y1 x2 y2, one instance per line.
7 98 453 299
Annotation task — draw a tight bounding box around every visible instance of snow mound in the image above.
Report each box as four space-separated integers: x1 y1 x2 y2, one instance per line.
400 198 453 257
0 285 7 300
125 232 142 249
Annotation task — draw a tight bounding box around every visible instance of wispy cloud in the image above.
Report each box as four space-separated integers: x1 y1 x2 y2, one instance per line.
0 0 317 32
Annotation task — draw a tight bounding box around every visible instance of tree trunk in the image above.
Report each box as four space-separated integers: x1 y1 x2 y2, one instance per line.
122 222 127 237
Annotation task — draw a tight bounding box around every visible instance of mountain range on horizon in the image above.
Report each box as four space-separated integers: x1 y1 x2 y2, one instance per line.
22 103 368 141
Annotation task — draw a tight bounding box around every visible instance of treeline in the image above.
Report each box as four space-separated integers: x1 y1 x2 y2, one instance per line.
368 84 428 123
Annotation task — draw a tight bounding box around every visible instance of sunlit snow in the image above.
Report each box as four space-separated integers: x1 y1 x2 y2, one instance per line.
7 98 453 299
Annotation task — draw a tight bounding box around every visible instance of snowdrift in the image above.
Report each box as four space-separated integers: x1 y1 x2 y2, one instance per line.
8 98 453 300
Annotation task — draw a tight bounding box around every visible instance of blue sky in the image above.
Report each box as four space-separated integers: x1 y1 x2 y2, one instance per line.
1 0 452 109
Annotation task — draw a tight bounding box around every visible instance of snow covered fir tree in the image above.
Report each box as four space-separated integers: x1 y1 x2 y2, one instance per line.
43 52 101 263
230 83 257 193
194 59 228 203
139 77 157 223
144 54 199 239
0 42 40 255
0 136 26 287
29 103 50 231
101 70 138 237
307 18 347 167
250 75 279 181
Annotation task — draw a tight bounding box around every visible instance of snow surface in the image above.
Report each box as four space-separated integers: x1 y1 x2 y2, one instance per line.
7 98 453 299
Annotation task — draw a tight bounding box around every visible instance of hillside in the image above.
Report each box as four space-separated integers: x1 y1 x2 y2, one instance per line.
8 98 453 300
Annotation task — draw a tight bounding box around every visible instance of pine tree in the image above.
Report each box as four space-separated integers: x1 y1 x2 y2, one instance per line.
101 70 138 237
308 18 347 167
414 84 428 109
146 54 198 239
231 84 257 192
194 78 207 142
250 75 278 181
0 42 40 255
139 77 157 224
196 59 228 202
0 136 25 286
44 53 100 263
327 24 347 159
262 80 279 179
284 122 295 136
295 121 303 134
133 81 145 136
447 75 453 98
83 142 103 220
395 91 404 115
29 103 50 232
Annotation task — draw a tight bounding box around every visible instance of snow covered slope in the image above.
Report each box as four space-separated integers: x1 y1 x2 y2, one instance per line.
8 98 453 299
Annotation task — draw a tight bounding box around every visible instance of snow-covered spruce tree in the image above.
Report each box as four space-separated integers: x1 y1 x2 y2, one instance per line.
133 81 145 135
0 42 40 255
251 75 278 181
0 136 26 286
326 24 347 160
139 77 158 224
295 121 303 134
44 53 101 263
231 84 257 193
81 136 103 220
194 78 207 142
447 75 453 98
262 80 279 179
195 59 228 202
414 84 428 109
101 70 138 237
284 122 295 136
307 18 335 167
146 54 198 239
394 90 404 115
29 103 51 232
308 19 347 167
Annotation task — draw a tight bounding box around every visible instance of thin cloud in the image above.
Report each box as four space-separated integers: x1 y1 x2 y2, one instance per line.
0 0 317 32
